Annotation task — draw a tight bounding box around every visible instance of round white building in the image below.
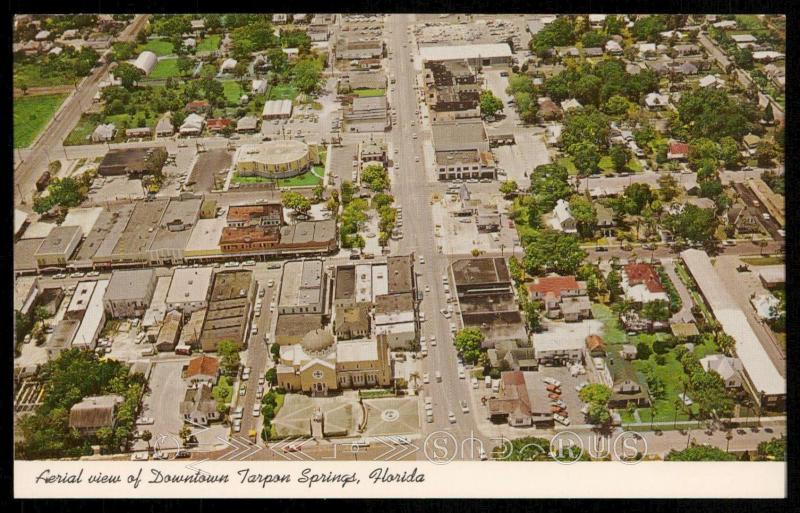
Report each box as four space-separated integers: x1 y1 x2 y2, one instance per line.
234 140 311 179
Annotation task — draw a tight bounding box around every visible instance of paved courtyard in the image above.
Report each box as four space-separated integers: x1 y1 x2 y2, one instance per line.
272 394 357 438
361 397 420 437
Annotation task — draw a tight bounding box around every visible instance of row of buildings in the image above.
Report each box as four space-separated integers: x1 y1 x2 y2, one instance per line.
15 198 338 274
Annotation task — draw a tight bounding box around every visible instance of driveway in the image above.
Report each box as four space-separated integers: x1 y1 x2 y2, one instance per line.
660 258 695 324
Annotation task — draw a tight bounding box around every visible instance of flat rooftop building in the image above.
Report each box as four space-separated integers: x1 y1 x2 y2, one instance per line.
420 43 512 66
278 259 327 315
199 269 255 352
103 269 157 319
166 267 214 313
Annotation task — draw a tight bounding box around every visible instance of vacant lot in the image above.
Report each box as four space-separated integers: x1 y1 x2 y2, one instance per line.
14 94 67 148
137 39 175 56
221 80 244 105
268 84 298 101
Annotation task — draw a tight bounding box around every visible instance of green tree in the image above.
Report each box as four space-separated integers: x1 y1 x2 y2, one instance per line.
666 445 736 461
479 90 503 118
452 327 485 365
292 57 323 94
560 106 610 150
579 383 612 405
265 367 277 386
569 195 597 238
642 300 671 322
609 144 629 172
568 141 601 176
664 204 719 243
756 437 786 461
523 301 542 332
733 48 754 70
217 340 241 376
113 62 144 90
360 163 390 192
676 88 756 142
311 183 325 203
499 180 518 198
529 163 572 211
281 191 312 216
689 369 734 420
718 136 740 168
755 141 777 167
657 173 680 202
141 430 152 452
523 230 586 276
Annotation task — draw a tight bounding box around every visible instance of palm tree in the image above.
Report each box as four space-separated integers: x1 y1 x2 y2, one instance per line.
178 426 192 447
409 371 420 391
141 430 152 453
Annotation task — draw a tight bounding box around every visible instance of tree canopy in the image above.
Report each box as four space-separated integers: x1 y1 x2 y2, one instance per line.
523 230 586 276
452 327 485 364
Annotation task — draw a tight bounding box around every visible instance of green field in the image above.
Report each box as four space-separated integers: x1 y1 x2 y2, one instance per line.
268 84 299 101
63 115 97 146
13 94 67 148
740 256 784 266
734 15 764 31
232 168 323 187
221 80 244 105
353 88 386 97
14 62 77 89
558 157 578 176
196 35 221 52
149 59 184 79
137 39 175 56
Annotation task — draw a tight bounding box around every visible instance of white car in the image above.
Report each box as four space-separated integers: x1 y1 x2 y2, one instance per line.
554 414 570 426
479 448 488 461
233 420 242 432
136 417 154 426
430 335 436 346
52 273 67 280
450 323 457 333
251 326 258 336
471 377 479 389
419 312 425 322
460 400 469 413
425 285 430 292
423 373 430 384
131 452 149 461
448 411 456 424
86 271 101 277
253 405 261 417
575 382 588 392
70 272 85 279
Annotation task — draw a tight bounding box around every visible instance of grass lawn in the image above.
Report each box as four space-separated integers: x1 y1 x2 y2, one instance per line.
14 62 78 89
627 158 642 173
149 59 184 80
137 39 174 57
735 15 764 31
558 157 578 176
591 304 626 344
740 256 784 266
196 35 221 53
598 155 614 173
268 84 299 101
221 80 244 105
278 169 323 187
14 94 67 148
232 169 323 187
64 115 101 146
353 88 386 97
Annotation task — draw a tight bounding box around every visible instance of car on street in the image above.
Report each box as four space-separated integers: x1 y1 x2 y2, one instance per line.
131 452 149 461
575 382 588 392
762 213 771 220
136 417 154 425
423 373 430 384
175 450 190 459
479 448 488 461
554 414 570 426
70 272 85 279
430 335 436 346
435 371 442 382
548 393 561 400
52 273 67 280
233 420 242 432
284 442 304 452
472 377 479 389
239 384 247 396
152 452 168 460
253 405 261 417
426 412 434 423
460 400 469 413
86 271 101 277
448 411 456 424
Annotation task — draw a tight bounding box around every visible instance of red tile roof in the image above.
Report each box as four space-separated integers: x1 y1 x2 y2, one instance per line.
527 275 580 299
623 263 665 293
207 118 232 130
186 355 219 378
669 142 689 155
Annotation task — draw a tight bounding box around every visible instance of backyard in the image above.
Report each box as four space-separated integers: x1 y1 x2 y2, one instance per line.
221 80 244 105
196 35 221 53
353 88 386 97
14 94 67 148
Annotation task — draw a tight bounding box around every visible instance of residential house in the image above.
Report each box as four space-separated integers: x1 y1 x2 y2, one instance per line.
184 355 220 385
179 113 205 136
206 118 232 132
585 335 606 357
620 344 638 360
68 395 124 436
621 263 669 304
236 116 259 134
251 79 268 95
667 142 689 160
550 199 577 234
644 92 670 111
185 100 210 114
560 98 582 112
700 354 744 390
155 115 174 137
743 134 761 156
179 383 220 426
605 40 623 55
595 204 616 236
527 275 590 320
91 123 116 143
605 357 650 408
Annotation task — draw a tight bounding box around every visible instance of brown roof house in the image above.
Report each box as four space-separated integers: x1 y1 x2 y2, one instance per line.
69 394 124 436
527 275 590 321
184 355 220 385
179 383 220 426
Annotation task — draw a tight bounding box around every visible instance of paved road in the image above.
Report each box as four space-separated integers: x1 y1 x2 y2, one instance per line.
14 14 150 208
732 182 784 240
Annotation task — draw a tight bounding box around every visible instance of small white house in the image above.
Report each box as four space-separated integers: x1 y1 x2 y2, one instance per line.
91 123 115 143
220 58 237 73
550 199 577 234
179 113 205 136
251 79 268 94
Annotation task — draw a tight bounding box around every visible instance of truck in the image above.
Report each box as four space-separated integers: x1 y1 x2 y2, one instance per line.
36 171 51 192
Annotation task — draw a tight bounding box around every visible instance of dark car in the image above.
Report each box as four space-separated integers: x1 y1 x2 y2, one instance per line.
596 246 608 252
175 450 190 459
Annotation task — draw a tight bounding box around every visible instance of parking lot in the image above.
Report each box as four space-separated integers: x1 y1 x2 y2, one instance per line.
188 148 231 192
135 360 189 451
431 194 519 255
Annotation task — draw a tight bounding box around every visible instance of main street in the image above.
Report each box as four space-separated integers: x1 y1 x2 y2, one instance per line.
14 14 150 208
385 14 488 460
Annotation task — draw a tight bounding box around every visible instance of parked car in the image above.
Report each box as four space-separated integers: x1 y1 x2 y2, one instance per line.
460 400 470 413
175 450 190 459
448 411 457 424
546 384 560 393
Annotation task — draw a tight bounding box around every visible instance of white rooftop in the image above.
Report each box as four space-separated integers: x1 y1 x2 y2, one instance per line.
681 249 785 396
420 43 512 62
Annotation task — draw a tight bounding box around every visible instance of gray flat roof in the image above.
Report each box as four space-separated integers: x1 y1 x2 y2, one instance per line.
105 269 156 302
111 199 169 258
35 225 81 256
